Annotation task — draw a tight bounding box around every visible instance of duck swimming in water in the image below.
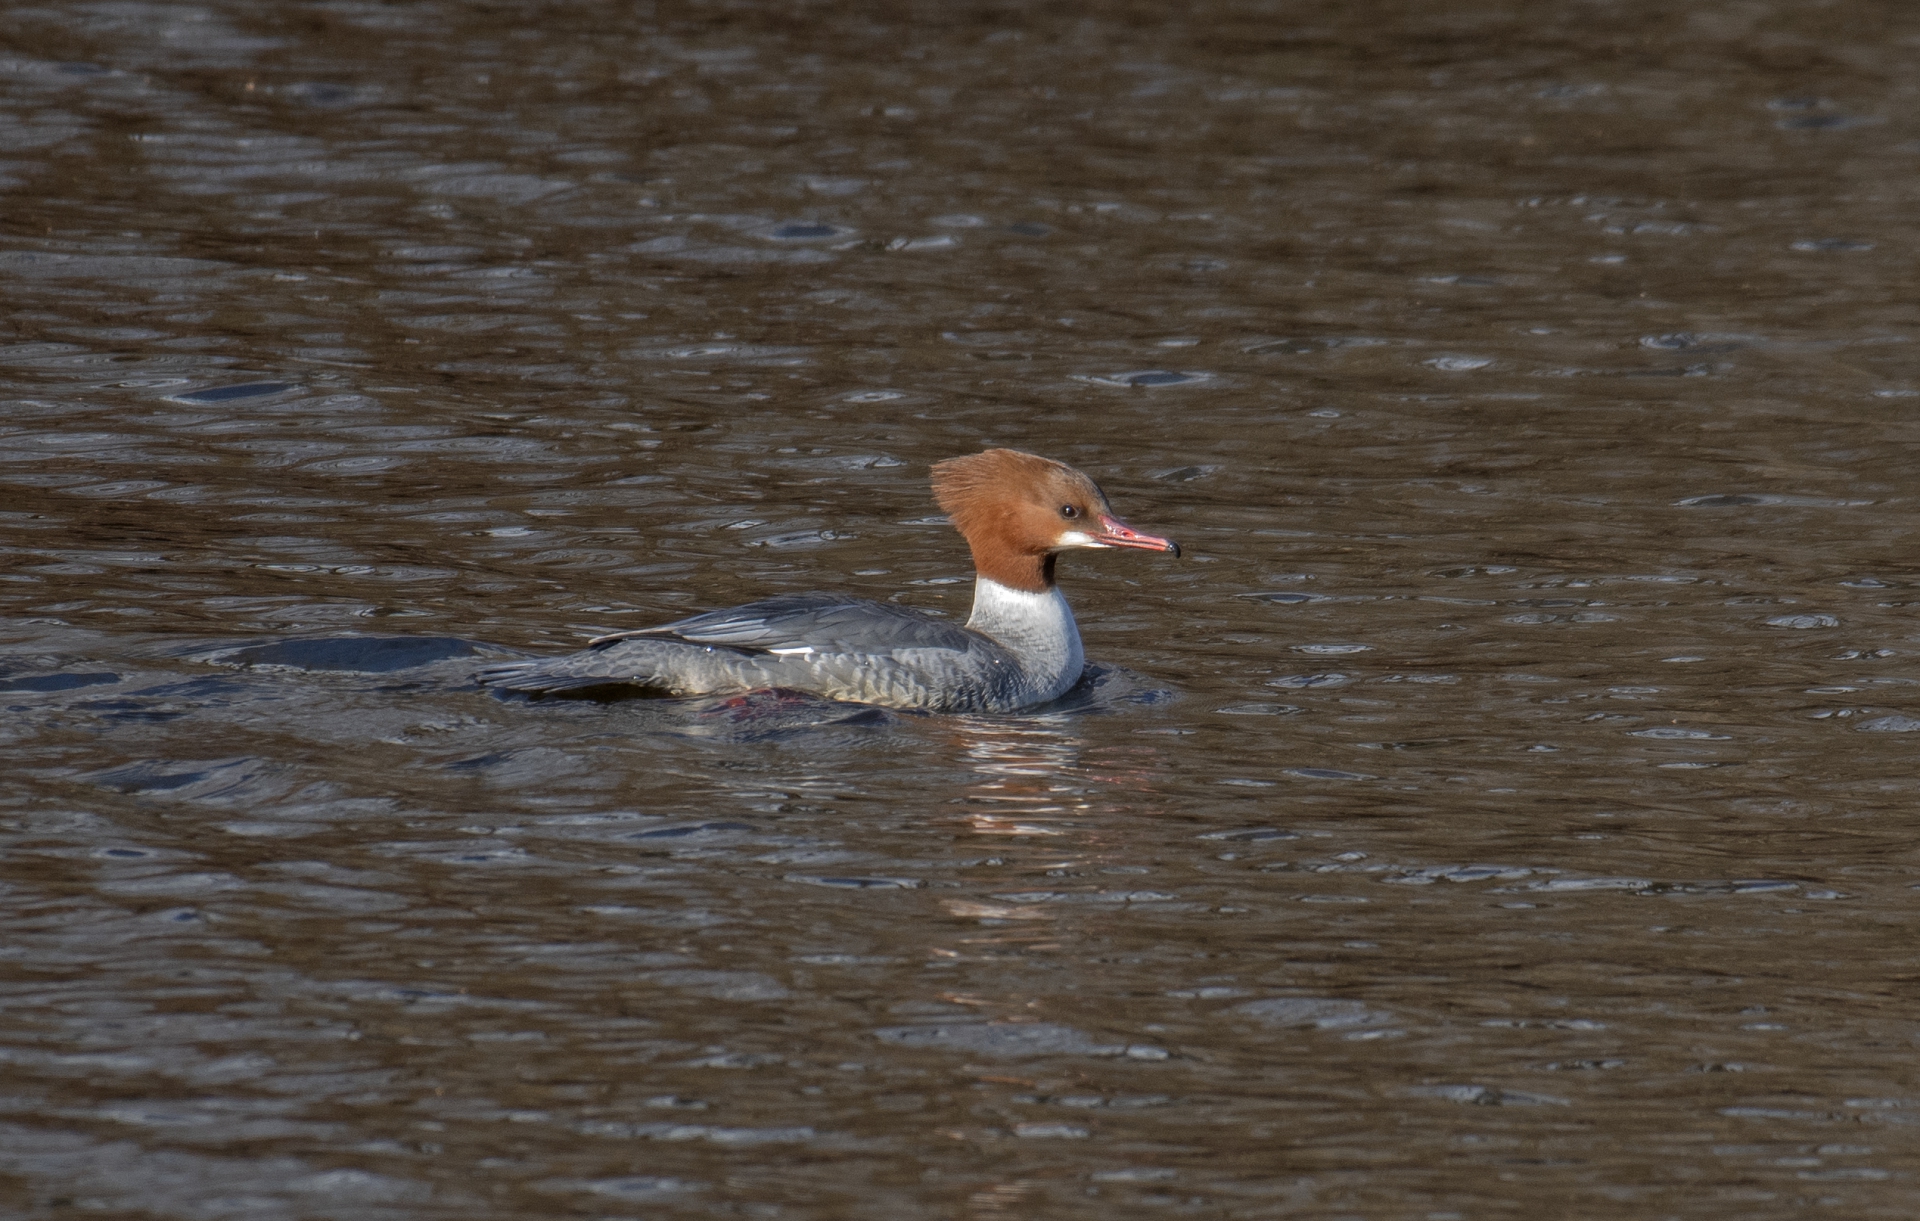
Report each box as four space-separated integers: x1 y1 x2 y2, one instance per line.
478 448 1180 713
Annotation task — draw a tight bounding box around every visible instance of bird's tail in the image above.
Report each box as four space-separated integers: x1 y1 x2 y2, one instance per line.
477 658 655 696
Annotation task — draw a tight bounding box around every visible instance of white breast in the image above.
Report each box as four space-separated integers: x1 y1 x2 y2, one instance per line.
964 576 1085 701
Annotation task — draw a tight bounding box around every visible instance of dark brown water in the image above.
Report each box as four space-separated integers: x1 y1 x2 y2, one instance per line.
5 2 1920 1216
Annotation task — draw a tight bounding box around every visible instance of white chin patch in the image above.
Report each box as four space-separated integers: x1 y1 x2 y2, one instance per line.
1054 530 1106 549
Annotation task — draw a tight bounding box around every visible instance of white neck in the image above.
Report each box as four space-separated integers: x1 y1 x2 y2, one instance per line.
965 576 1084 687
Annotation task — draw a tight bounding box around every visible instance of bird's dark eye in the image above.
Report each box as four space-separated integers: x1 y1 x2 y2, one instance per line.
1060 504 1079 519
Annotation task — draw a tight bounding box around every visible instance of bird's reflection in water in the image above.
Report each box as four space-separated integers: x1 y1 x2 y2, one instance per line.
925 719 1085 952
936 715 1176 954
950 712 1175 836
951 716 1087 838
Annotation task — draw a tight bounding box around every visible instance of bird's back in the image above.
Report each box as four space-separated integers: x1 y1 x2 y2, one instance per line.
478 593 1057 711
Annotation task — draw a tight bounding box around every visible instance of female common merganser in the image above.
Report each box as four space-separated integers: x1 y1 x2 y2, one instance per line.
478 448 1180 713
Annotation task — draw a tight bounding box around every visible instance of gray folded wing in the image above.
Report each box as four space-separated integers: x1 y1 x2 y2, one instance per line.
591 593 976 658
479 595 981 696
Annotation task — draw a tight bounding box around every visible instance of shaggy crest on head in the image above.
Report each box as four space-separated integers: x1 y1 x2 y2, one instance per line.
931 448 1172 593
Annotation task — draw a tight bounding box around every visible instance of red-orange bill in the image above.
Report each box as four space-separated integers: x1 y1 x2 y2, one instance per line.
1095 514 1181 556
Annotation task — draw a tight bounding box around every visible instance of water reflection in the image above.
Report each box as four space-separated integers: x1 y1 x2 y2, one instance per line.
952 717 1087 836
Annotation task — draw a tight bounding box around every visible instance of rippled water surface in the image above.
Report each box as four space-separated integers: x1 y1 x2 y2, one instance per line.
6 1 1920 1216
